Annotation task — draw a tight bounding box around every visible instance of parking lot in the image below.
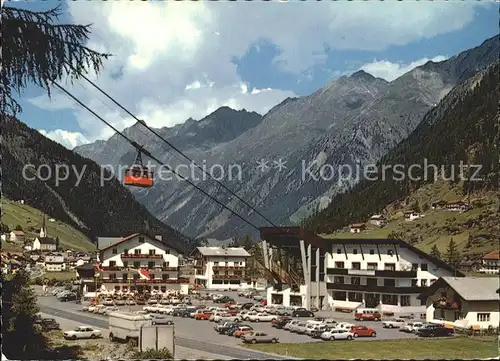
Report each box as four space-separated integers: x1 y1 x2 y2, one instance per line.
38 290 418 346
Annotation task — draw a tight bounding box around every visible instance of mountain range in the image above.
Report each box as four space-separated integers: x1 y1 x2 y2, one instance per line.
75 35 499 240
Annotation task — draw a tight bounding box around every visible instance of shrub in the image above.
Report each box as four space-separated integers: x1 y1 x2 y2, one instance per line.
132 348 173 359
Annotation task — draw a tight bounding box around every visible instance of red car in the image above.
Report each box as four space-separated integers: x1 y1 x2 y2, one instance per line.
351 325 377 337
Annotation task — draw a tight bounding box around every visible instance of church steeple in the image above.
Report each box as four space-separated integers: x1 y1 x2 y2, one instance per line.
40 214 47 238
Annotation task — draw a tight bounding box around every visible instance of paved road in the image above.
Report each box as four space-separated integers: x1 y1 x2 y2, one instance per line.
38 304 293 360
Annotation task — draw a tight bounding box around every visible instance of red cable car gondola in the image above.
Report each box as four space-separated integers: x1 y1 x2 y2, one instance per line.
124 150 154 188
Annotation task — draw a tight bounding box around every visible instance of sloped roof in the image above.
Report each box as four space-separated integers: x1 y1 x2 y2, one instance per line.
196 247 250 257
11 231 25 236
98 233 182 253
482 250 500 260
419 277 500 301
39 237 56 245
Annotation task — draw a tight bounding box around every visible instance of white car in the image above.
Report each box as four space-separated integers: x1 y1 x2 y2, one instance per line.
383 318 406 328
158 305 175 315
320 329 354 341
211 312 231 322
159 298 170 305
92 305 106 313
170 297 180 304
294 322 311 334
143 305 160 313
237 310 250 320
401 321 423 333
284 319 300 330
248 313 276 322
147 298 159 304
335 322 355 331
64 326 102 340
102 298 115 306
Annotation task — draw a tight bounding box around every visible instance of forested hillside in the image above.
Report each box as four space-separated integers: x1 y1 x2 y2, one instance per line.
2 116 195 253
303 62 499 239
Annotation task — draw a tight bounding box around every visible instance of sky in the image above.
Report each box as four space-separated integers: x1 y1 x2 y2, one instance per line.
9 0 499 149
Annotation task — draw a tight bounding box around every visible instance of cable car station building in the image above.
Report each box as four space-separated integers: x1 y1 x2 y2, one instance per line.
259 227 462 315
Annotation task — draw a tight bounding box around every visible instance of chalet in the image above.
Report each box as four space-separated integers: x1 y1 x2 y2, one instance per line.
418 277 500 329
404 211 421 221
478 250 500 274
349 224 366 233
9 231 25 243
369 215 387 227
445 201 472 212
44 252 65 271
431 201 447 209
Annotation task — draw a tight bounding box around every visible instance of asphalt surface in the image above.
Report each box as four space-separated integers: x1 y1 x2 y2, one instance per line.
38 300 294 360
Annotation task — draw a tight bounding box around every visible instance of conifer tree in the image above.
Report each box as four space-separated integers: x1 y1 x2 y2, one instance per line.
430 244 441 259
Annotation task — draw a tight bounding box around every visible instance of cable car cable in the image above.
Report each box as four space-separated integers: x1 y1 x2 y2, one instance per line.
77 73 277 228
53 82 261 232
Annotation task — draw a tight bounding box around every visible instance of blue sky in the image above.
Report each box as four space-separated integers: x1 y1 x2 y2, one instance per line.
8 0 499 148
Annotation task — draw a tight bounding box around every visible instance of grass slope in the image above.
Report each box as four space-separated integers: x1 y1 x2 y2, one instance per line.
323 182 499 258
246 337 499 359
2 198 95 251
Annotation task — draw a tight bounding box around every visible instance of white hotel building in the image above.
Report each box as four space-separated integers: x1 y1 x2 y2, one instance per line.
260 227 461 315
96 233 187 293
193 247 251 290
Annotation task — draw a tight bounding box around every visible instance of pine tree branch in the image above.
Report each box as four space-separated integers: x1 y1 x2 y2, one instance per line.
1 6 111 115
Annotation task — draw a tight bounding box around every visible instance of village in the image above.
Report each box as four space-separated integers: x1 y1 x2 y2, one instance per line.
2 210 499 360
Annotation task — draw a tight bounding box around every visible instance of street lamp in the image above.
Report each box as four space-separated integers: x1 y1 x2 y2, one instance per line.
94 272 100 304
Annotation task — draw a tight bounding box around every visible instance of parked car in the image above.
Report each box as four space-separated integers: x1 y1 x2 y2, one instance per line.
215 296 234 304
58 293 77 302
233 325 254 338
215 321 240 334
320 328 354 341
194 310 213 320
114 298 126 306
241 332 279 344
293 322 310 334
248 312 276 322
383 318 406 328
143 304 161 313
400 321 424 333
241 302 254 310
63 326 102 340
151 314 174 325
40 318 60 331
309 325 332 339
351 325 377 337
158 305 175 315
102 298 115 306
173 307 194 317
416 324 454 337
335 322 356 331
291 308 314 317
284 319 300 331
354 308 381 321
272 316 293 329
147 297 159 305
135 298 146 305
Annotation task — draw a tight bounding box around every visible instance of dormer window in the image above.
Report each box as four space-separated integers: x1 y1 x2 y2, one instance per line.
112 248 117 254
353 249 358 255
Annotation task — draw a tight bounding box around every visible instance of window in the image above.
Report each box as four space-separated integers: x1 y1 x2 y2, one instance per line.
367 278 377 286
352 262 361 270
149 249 156 255
387 250 394 256
334 276 345 284
411 263 418 271
150 274 155 280
351 277 361 285
353 249 358 255
110 273 116 280
384 279 395 287
162 274 169 281
369 249 375 255
133 274 139 280
420 263 428 271
134 249 141 255
332 291 346 300
384 263 396 271
214 262 219 266
148 262 155 269
421 279 428 287
382 294 398 305
134 261 140 268
348 292 362 302
411 279 418 287
112 248 117 254
123 273 128 280
109 261 116 267
139 236 145 243
123 261 128 268
124 249 128 255
401 295 410 306
335 261 344 268
367 263 378 270
336 248 342 254
165 249 170 255
477 313 490 322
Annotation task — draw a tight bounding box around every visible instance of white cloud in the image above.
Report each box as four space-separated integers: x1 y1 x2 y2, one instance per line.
39 129 89 149
360 55 449 82
28 1 483 143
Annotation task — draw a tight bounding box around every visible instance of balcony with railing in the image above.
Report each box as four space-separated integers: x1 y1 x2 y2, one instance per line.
101 277 189 284
213 274 245 279
212 265 246 270
120 253 164 259
101 265 177 272
326 267 416 278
